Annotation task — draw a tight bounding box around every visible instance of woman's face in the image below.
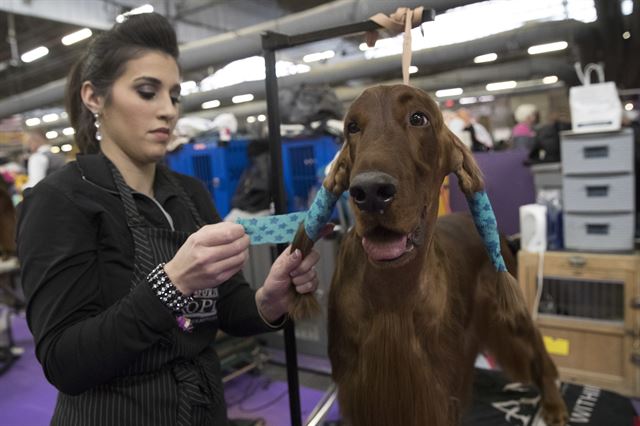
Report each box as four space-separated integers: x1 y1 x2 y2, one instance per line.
100 51 181 165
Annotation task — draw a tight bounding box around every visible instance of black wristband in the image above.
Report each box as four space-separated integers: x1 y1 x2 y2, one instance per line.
147 263 194 314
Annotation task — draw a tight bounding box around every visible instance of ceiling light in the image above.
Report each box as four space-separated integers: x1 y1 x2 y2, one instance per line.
116 4 154 23
62 127 76 136
50 146 61 154
486 80 517 91
61 28 92 46
625 103 634 111
61 144 73 152
25 117 41 127
45 131 58 140
459 97 478 105
303 50 335 63
232 94 254 104
623 31 631 40
408 66 418 74
180 80 198 96
42 113 60 123
478 95 495 102
246 116 256 124
527 41 568 55
257 114 266 122
201 100 220 110
621 0 633 15
435 88 463 98
542 75 559 84
474 53 497 63
21 46 49 63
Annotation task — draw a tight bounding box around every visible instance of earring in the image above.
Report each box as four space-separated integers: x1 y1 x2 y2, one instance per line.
93 112 102 141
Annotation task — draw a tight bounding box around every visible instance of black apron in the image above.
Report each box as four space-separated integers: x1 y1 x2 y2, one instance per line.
52 157 229 426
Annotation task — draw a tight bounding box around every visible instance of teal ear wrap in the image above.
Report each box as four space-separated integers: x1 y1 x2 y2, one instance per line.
236 186 340 245
466 191 507 272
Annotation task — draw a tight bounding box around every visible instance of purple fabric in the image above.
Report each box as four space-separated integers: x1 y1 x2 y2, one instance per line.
449 148 535 236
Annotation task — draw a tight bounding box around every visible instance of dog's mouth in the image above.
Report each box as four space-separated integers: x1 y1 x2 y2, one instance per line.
360 208 426 264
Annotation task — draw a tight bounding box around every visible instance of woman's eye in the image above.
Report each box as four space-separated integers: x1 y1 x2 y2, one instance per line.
171 95 181 105
137 90 156 100
409 112 429 127
347 121 360 134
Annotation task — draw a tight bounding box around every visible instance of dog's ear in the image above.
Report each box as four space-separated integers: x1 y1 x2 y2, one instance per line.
323 142 352 195
444 127 484 195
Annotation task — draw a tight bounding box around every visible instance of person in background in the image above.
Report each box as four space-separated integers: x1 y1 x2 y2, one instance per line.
456 107 493 152
21 130 65 189
511 103 539 151
17 12 321 425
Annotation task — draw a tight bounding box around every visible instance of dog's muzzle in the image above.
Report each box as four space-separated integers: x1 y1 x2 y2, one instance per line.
349 171 398 213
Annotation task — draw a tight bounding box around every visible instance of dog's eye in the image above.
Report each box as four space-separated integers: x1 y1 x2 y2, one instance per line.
409 112 429 127
346 121 360 134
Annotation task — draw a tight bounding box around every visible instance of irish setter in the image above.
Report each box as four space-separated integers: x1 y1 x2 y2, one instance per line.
292 84 568 425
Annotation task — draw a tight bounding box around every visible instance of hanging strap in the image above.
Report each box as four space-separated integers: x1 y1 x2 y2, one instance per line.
368 6 424 84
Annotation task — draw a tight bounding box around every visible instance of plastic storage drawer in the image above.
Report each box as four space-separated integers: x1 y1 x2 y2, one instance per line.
560 129 634 175
563 174 635 213
564 212 635 252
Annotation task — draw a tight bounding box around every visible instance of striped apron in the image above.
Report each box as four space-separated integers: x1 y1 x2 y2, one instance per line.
52 157 228 426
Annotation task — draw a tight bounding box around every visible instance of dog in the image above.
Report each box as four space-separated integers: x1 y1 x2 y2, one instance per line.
292 84 568 426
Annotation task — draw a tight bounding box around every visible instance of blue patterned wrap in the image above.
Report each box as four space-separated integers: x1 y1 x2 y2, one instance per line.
466 191 507 272
303 186 340 241
237 212 306 245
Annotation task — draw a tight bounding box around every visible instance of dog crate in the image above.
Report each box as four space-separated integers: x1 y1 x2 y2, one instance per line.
518 250 640 397
165 138 249 218
281 135 340 212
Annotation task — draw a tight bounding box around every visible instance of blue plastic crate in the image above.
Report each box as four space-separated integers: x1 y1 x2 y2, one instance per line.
165 138 249 218
281 135 340 212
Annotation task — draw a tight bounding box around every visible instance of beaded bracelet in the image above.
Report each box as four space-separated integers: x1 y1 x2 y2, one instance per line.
147 263 194 315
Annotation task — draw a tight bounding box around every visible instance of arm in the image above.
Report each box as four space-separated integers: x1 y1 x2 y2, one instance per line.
18 182 176 395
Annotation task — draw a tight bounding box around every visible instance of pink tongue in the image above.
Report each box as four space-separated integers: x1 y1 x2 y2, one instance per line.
362 235 407 261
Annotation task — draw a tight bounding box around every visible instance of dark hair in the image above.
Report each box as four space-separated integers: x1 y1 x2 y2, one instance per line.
65 12 179 154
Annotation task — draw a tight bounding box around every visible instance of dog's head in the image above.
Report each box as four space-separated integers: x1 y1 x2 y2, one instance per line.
325 84 483 267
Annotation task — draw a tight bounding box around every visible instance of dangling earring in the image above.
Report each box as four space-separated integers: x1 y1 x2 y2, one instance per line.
93 112 102 141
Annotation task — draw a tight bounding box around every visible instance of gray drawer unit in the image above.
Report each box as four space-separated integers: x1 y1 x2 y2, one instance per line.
564 212 635 252
563 174 635 213
560 129 634 175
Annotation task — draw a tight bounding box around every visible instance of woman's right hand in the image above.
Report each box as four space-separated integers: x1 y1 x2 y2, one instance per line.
163 222 250 295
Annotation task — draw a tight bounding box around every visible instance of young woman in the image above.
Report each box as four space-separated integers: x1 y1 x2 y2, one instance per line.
17 13 320 426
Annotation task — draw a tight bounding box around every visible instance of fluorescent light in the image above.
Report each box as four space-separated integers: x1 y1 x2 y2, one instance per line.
478 95 495 102
435 88 463 98
625 103 634 111
303 50 335 63
180 80 198 96
25 117 41 127
257 114 266 122
61 28 92 46
201 100 220 110
232 94 254 104
21 46 49 63
527 41 568 55
246 116 256 124
622 0 633 15
486 80 517 91
62 127 76 136
60 111 68 119
459 97 478 105
42 113 59 123
50 146 61 154
408 66 418 74
116 4 154 23
542 75 559 84
623 31 631 40
61 144 73 152
45 131 58 140
474 53 497 63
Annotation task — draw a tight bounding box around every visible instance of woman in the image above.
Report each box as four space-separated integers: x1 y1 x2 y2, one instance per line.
17 13 320 426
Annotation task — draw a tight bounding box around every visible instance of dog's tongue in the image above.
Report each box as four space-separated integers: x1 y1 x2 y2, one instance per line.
362 235 407 261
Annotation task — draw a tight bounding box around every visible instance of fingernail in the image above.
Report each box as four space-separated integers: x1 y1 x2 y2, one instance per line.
291 249 301 260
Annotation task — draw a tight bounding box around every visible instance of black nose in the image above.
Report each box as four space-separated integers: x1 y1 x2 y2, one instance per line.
349 171 398 212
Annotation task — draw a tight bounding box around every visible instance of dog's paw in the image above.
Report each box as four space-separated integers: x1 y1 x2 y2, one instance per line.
541 399 569 426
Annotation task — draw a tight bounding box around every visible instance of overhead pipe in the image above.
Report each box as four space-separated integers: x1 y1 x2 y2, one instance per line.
0 0 487 119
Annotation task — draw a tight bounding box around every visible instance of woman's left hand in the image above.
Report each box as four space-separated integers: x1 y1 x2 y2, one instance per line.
255 245 320 323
